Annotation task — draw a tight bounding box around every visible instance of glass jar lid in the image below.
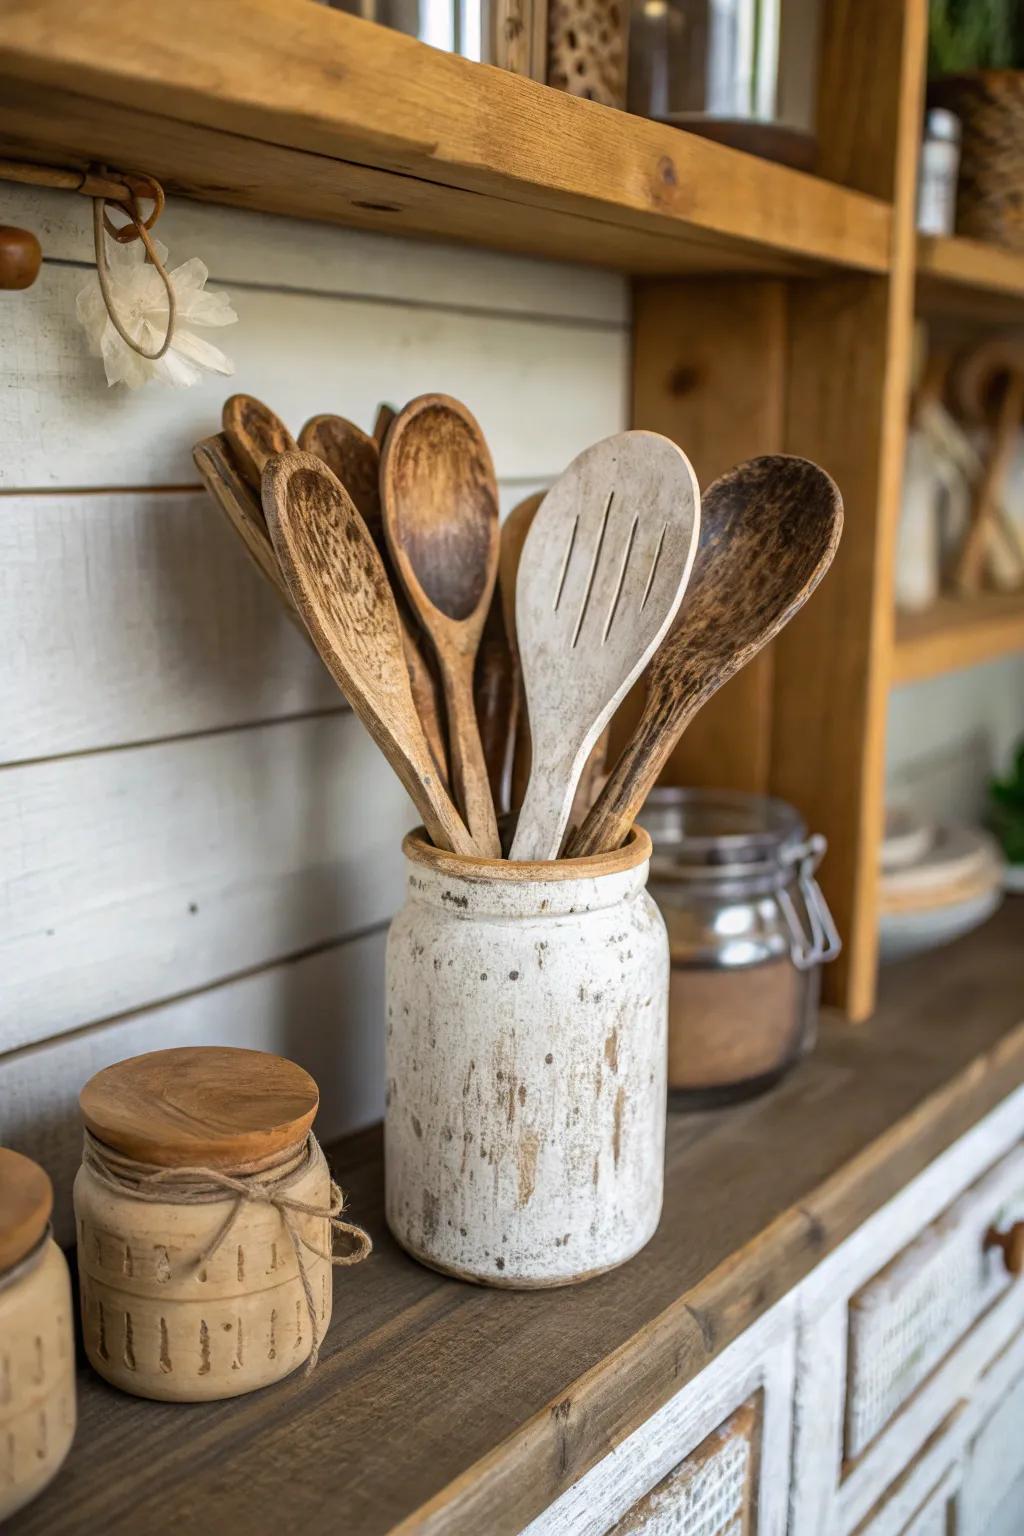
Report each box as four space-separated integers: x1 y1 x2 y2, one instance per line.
639 787 808 884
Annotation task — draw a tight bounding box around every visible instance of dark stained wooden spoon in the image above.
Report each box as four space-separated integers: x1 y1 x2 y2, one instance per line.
381 394 502 857
298 412 449 784
373 402 397 449
568 455 844 857
223 394 297 493
263 452 477 856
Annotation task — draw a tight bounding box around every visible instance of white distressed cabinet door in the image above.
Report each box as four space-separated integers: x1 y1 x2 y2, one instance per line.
520 1299 796 1536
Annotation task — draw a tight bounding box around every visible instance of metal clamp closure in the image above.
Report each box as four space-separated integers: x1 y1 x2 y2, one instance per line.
777 834 842 971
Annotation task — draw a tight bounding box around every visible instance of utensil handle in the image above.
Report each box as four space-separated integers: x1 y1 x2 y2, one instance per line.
566 693 683 857
508 752 582 862
442 654 502 858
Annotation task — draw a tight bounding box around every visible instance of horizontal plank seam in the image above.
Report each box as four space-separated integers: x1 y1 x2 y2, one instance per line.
0 475 553 499
0 917 391 1073
0 702 353 773
41 256 629 332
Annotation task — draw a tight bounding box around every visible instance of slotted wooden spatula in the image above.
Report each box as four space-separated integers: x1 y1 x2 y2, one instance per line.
509 431 700 862
263 452 478 857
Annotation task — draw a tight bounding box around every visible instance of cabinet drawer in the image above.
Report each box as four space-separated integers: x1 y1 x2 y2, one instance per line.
960 1361 1024 1536
608 1401 757 1536
845 1143 1024 1460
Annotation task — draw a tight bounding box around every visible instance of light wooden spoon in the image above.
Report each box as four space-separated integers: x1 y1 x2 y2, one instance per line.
381 394 502 857
510 431 701 862
568 455 844 858
194 433 290 607
298 411 449 783
263 452 477 857
223 394 297 493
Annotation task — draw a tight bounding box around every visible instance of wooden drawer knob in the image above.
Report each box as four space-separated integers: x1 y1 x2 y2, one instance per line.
986 1221 1024 1276
0 225 42 290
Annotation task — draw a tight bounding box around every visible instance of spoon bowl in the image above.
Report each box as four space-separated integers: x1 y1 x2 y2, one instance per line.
569 455 844 857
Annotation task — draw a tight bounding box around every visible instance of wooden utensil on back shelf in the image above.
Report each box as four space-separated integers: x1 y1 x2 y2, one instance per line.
568 455 844 858
263 451 478 856
381 394 502 857
510 431 701 862
299 412 449 782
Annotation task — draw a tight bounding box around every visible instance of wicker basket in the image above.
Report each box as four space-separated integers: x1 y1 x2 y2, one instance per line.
546 0 628 109
931 71 1024 252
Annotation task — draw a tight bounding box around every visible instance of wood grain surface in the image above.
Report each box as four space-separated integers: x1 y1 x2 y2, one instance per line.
193 433 294 610
511 431 700 861
79 1046 319 1169
0 1148 52 1272
222 394 298 492
262 451 476 854
12 901 1022 1536
570 455 843 857
0 2 891 277
297 412 449 781
381 395 501 856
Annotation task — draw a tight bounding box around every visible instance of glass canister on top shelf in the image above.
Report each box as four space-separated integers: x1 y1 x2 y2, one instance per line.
639 787 841 1107
0 1150 76 1522
627 0 821 168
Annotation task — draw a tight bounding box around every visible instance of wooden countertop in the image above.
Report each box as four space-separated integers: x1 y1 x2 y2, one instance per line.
11 901 1024 1536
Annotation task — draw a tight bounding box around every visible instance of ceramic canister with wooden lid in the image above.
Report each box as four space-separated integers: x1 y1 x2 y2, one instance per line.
73 1047 371 1401
0 1150 76 1522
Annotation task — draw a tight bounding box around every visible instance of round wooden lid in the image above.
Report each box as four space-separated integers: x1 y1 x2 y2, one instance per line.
0 1148 53 1273
80 1047 320 1169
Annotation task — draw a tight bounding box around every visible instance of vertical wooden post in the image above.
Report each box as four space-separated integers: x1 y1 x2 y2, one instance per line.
770 0 927 1018
629 0 927 1018
630 279 787 793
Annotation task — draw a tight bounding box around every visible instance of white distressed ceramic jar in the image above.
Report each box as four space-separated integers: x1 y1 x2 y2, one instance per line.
73 1046 362 1402
385 826 668 1286
0 1150 76 1522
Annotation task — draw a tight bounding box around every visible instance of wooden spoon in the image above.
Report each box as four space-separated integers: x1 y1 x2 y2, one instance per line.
499 490 545 813
223 394 297 493
298 412 449 783
373 402 397 449
474 586 518 816
568 455 844 858
194 434 287 602
263 452 477 856
381 394 502 857
510 431 701 862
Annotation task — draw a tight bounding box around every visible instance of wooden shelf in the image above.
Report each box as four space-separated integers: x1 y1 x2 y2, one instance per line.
0 0 891 277
9 902 1024 1536
916 232 1024 320
892 592 1024 684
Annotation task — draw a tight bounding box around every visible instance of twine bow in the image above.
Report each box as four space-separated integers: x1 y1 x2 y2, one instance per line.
82 1130 371 1374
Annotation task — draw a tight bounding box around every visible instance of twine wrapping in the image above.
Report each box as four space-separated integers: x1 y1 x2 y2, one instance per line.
90 168 177 362
82 1129 371 1374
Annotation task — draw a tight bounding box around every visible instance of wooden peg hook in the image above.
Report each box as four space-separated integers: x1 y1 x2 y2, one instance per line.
0 225 42 290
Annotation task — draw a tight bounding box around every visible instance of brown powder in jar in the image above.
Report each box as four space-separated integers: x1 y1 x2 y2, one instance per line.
668 959 804 1090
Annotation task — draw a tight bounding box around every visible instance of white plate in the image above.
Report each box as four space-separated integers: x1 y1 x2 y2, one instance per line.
880 824 1001 901
879 885 1003 963
881 806 935 872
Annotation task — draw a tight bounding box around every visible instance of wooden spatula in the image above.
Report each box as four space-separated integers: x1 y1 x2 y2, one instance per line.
509 431 701 862
298 411 449 783
568 455 844 858
381 395 502 857
223 395 297 492
263 452 478 857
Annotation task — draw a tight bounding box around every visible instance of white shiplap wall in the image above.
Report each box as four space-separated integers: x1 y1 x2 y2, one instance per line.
0 184 628 1239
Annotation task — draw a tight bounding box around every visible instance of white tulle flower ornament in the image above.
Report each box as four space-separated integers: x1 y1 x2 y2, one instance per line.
76 198 237 389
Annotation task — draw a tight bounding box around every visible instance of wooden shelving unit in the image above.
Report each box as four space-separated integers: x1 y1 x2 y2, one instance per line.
0 0 889 277
917 231 1024 320
893 592 1024 685
3 0 1018 1020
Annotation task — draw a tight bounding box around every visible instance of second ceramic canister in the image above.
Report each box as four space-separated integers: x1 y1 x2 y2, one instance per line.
0 1149 76 1523
385 826 669 1287
73 1046 371 1401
